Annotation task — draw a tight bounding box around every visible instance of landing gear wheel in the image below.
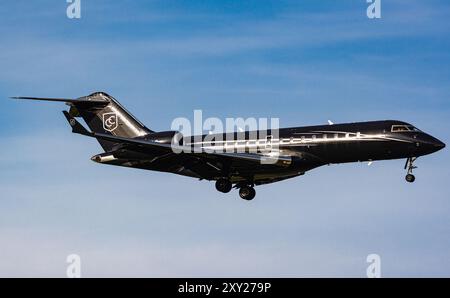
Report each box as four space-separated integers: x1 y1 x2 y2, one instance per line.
404 157 418 183
215 178 232 193
239 186 256 200
405 174 415 183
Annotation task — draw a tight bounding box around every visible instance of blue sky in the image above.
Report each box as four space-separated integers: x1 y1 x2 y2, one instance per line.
0 0 449 277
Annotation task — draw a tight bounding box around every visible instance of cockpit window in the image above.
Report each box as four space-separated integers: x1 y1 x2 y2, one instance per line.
391 125 420 132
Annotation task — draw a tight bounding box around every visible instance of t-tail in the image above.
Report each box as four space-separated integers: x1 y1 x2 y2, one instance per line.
12 92 153 151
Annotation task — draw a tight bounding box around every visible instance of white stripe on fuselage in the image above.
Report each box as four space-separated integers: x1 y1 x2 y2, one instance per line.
183 131 414 151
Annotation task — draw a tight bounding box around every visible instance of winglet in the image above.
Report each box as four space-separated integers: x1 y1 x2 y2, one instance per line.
62 111 92 136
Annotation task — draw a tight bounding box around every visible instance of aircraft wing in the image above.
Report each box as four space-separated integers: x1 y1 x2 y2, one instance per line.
63 111 291 166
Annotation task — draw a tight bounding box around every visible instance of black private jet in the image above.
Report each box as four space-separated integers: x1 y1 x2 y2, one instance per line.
13 92 445 200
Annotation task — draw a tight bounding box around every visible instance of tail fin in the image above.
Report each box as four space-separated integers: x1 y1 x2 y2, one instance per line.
14 92 153 151
69 92 153 151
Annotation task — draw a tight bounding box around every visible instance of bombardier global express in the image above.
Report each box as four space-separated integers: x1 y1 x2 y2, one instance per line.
13 92 445 200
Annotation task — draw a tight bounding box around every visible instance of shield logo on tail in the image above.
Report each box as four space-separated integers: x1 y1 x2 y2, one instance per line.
103 112 119 132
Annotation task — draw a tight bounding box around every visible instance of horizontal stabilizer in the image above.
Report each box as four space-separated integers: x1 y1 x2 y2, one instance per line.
11 96 107 105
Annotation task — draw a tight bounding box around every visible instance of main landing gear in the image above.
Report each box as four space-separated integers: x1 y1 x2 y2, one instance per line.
404 157 417 183
238 185 256 201
215 179 256 200
215 178 232 193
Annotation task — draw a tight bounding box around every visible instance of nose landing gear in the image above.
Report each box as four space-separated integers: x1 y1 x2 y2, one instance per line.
404 157 417 183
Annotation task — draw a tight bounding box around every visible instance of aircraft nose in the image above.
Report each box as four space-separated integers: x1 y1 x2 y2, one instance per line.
433 138 445 150
413 133 445 155
423 135 445 153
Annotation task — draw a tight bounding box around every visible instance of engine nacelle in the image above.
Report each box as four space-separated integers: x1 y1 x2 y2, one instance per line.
91 154 117 163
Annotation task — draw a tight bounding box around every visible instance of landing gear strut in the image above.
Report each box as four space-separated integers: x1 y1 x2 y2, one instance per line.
239 185 256 201
404 157 417 183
